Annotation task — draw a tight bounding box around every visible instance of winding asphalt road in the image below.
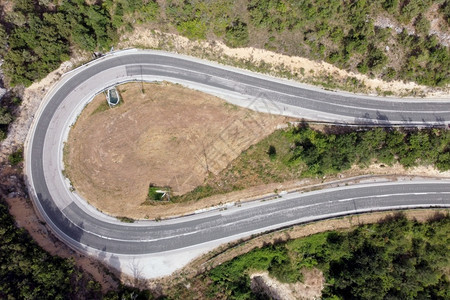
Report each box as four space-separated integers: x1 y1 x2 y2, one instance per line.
25 50 450 278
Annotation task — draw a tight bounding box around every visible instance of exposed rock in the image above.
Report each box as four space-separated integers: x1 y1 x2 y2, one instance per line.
251 273 292 300
374 15 449 47
250 269 324 300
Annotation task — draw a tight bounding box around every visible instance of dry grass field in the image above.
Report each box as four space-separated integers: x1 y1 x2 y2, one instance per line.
64 82 289 218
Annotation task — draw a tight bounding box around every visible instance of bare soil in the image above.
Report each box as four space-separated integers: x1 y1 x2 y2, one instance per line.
251 268 324 300
64 82 290 218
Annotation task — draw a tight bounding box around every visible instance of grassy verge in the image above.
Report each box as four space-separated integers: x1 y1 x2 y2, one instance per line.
90 100 110 116
116 216 134 223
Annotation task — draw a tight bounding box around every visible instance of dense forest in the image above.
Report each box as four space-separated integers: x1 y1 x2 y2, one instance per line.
0 198 103 299
0 0 158 87
0 195 155 299
174 213 449 299
166 0 450 87
0 0 448 88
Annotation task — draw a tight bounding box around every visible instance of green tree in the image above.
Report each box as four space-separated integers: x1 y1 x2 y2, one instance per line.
267 145 277 158
415 14 431 36
0 24 8 56
0 107 13 125
224 19 249 48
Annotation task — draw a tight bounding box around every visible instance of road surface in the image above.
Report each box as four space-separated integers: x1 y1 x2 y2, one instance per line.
25 49 450 278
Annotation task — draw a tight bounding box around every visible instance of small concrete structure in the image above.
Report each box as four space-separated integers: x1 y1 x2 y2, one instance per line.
106 87 120 107
155 190 170 201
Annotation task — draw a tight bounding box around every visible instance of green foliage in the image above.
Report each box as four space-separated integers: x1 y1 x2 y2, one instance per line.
384 66 397 80
206 213 450 300
117 216 135 223
224 19 249 48
8 148 23 166
267 145 277 159
0 0 121 86
147 185 165 201
442 0 450 24
366 45 388 71
177 19 207 40
208 244 300 298
139 1 160 23
357 62 369 74
2 7 70 86
0 0 158 87
177 125 450 203
0 107 13 141
399 0 433 24
161 0 448 87
382 0 399 14
287 125 450 175
0 23 8 57
166 0 209 40
415 14 431 36
248 0 301 32
397 32 450 87
59 0 118 51
323 214 450 299
0 199 102 299
0 0 447 88
0 107 13 125
172 184 216 202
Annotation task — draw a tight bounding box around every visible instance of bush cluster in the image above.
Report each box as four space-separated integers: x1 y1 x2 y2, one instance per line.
0 199 102 299
207 213 450 299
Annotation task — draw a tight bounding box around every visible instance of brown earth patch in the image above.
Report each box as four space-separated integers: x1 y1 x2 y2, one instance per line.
64 82 290 218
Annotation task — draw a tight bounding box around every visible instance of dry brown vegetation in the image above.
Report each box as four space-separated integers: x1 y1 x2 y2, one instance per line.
64 82 290 218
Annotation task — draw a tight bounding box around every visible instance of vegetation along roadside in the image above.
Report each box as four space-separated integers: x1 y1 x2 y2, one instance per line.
174 124 450 203
0 0 449 298
0 0 448 89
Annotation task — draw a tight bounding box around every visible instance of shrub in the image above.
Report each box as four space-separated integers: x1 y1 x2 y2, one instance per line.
177 19 207 40
267 145 277 158
415 14 431 36
8 149 23 166
224 19 249 48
